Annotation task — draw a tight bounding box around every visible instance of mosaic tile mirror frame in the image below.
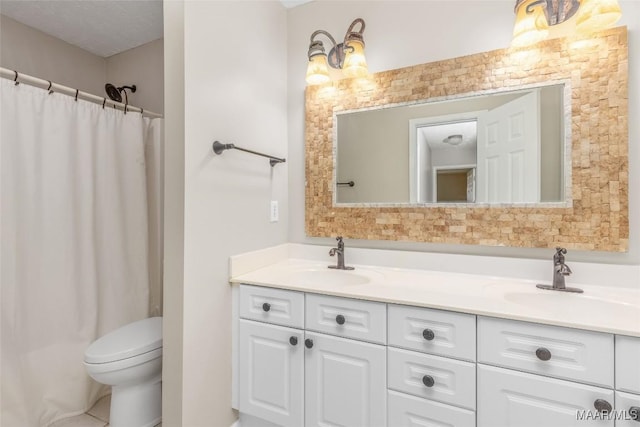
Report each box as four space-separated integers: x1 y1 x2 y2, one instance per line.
305 27 628 251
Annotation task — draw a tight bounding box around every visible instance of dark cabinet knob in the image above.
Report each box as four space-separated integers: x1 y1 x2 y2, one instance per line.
422 375 435 387
262 302 271 312
422 329 435 341
535 347 552 361
289 336 298 346
336 314 346 325
630 406 640 421
305 338 314 349
594 399 612 413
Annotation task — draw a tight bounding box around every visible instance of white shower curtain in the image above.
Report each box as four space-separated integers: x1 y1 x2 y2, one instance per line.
1 79 157 426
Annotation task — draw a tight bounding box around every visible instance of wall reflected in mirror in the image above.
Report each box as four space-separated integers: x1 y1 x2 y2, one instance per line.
335 83 566 206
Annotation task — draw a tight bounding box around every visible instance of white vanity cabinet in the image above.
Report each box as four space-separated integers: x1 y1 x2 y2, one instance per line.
237 285 387 427
616 336 640 426
477 364 614 427
477 317 616 427
239 319 304 427
387 304 477 427
235 283 636 427
304 331 386 427
304 293 387 426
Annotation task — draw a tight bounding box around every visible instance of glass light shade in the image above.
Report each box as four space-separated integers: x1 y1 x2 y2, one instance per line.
511 0 550 47
306 54 330 85
575 0 622 33
342 40 368 78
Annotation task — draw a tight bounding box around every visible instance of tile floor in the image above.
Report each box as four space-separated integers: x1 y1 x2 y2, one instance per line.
49 395 161 427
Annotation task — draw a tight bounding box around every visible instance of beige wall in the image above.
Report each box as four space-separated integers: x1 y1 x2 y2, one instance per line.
288 1 640 264
0 14 106 95
107 39 164 114
161 2 184 425
163 0 288 424
0 14 163 113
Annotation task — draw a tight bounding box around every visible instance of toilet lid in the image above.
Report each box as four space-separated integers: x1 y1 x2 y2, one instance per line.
84 317 162 364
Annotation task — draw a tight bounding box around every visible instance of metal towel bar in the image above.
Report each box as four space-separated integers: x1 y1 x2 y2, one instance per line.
212 141 286 167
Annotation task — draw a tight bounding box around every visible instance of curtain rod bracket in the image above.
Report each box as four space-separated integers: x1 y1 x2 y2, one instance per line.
212 141 286 167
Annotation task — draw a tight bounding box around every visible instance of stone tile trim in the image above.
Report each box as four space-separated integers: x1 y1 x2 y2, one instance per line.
305 27 628 252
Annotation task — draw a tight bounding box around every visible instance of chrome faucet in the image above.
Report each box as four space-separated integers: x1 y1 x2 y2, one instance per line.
328 236 354 270
536 247 583 293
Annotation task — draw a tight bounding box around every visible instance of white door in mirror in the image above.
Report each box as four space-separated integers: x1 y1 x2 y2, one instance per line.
477 90 540 203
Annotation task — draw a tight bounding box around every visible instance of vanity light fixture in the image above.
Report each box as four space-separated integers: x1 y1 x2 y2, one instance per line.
512 0 622 47
305 18 368 85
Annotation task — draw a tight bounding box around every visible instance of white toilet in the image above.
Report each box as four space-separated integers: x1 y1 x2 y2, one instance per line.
84 317 163 427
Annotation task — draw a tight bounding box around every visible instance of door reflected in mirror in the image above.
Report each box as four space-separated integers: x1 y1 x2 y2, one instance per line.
335 83 567 206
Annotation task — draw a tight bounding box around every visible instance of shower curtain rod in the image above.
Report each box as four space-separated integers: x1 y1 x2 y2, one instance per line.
0 67 162 119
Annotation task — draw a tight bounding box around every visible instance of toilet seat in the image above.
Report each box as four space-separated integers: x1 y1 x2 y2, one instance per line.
85 317 162 364
85 347 162 374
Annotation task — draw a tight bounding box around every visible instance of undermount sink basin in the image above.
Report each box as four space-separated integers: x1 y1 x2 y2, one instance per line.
288 268 374 286
504 291 640 319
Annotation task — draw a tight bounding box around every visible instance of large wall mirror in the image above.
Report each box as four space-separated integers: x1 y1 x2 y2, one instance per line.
336 83 569 206
305 26 628 251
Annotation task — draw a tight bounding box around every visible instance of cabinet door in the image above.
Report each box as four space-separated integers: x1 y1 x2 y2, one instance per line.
478 364 614 427
239 319 304 427
615 391 640 427
616 335 640 394
305 332 386 427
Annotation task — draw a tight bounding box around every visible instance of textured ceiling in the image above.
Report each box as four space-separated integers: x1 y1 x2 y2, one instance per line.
0 0 311 58
0 0 163 58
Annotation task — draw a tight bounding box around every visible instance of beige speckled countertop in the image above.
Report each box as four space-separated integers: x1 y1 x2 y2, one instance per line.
231 258 640 337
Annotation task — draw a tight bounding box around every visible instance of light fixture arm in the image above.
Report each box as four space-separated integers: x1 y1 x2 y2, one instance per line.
515 0 581 26
307 19 367 70
343 18 366 46
308 30 338 58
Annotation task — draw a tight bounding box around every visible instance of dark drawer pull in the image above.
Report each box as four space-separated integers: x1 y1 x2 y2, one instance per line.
305 338 314 349
262 302 271 312
422 375 435 387
594 399 612 414
289 336 298 346
422 329 435 341
336 314 346 325
535 347 551 361
630 406 640 421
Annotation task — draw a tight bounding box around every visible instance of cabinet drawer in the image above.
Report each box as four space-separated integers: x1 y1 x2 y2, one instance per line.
305 293 386 344
615 391 640 427
240 285 304 328
616 335 640 394
478 317 613 387
388 304 476 361
388 390 475 427
478 364 614 427
388 347 476 410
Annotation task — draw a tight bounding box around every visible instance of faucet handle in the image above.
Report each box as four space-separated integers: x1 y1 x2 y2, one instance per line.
554 247 567 263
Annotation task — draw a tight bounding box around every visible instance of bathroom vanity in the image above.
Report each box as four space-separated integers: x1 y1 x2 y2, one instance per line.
230 250 640 427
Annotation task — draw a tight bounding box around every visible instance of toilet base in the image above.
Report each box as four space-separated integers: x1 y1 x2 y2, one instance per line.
110 375 162 427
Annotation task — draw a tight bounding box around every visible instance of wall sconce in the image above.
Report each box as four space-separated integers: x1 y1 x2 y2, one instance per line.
306 18 368 85
512 0 622 47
